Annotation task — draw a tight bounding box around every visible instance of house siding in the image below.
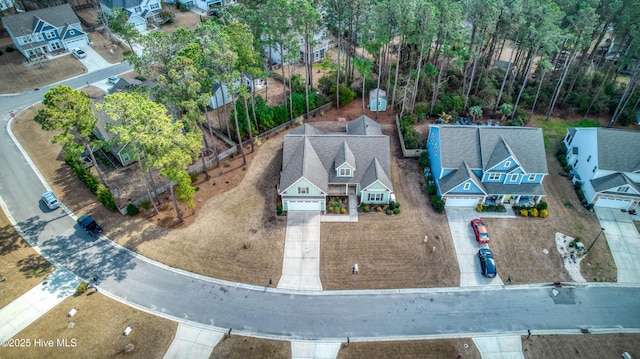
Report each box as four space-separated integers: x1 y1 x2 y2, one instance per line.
361 181 390 204
565 128 599 203
426 126 443 178
446 180 484 194
282 178 324 197
489 156 518 172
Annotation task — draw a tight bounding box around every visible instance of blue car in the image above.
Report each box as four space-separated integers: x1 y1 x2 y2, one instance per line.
478 248 497 278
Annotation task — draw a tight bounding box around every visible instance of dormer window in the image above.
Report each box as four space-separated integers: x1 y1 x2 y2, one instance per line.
618 186 629 193
463 182 471 190
338 168 352 177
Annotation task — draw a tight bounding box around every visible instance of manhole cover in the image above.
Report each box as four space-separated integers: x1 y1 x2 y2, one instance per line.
543 249 549 254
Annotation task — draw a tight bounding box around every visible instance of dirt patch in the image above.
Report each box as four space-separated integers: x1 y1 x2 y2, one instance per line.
156 8 205 34
337 338 480 359
522 334 640 359
0 292 177 359
0 210 54 308
210 335 291 359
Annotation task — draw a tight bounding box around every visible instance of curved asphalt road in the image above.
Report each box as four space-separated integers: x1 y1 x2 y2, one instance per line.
1 66 640 341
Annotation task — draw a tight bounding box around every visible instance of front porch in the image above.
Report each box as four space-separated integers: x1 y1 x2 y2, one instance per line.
327 183 358 196
483 194 543 207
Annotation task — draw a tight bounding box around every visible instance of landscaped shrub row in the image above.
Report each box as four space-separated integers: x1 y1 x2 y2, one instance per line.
514 201 549 218
65 154 117 212
362 201 401 215
475 203 507 212
431 195 445 213
399 115 420 149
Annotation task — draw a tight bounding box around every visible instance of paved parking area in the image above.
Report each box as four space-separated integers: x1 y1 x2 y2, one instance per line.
446 208 506 286
595 208 640 283
278 211 322 290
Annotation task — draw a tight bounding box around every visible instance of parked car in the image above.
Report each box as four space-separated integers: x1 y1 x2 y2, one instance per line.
471 218 490 243
107 76 119 85
71 48 86 59
41 191 60 210
478 248 497 278
77 214 103 237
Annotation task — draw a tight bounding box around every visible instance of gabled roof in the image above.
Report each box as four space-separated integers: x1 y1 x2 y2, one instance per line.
439 161 486 195
279 116 392 194
2 4 81 37
595 128 640 172
100 0 143 10
591 173 640 194
361 157 392 190
346 115 381 136
436 125 547 174
334 141 356 170
485 137 519 171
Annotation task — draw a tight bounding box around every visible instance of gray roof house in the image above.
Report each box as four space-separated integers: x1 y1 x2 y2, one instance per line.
563 127 640 211
2 4 89 61
99 0 162 32
278 116 393 213
426 125 548 207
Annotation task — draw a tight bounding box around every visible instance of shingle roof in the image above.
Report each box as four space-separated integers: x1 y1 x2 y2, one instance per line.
334 141 356 170
482 182 546 196
595 128 640 172
100 0 143 10
346 115 381 135
279 117 392 194
485 137 519 171
437 125 547 174
439 161 486 194
591 173 640 194
361 157 393 190
2 4 81 37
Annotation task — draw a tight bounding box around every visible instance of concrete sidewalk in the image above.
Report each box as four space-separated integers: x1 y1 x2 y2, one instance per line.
291 341 341 359
0 269 77 339
278 211 322 290
163 323 223 359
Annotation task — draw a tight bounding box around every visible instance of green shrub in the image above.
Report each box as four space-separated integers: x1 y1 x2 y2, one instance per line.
140 200 151 210
529 208 539 217
393 208 400 215
363 204 370 212
540 209 548 218
76 281 89 294
189 173 198 183
386 209 393 215
537 201 548 211
126 203 139 216
426 184 437 195
419 151 430 168
97 184 117 211
337 83 355 106
476 203 484 212
431 195 445 213
520 209 529 216
276 203 283 215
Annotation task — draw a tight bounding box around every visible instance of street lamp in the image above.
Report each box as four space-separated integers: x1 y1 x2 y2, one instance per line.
586 227 605 252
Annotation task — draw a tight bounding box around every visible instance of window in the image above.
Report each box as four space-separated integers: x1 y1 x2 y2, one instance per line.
298 187 309 194
150 2 160 10
504 160 511 168
434 144 438 156
50 42 61 50
528 174 536 181
367 193 383 202
45 30 56 39
618 186 629 193
587 155 591 162
488 173 500 181
339 168 352 177
593 165 598 173
463 183 471 190
429 133 435 144
510 174 518 182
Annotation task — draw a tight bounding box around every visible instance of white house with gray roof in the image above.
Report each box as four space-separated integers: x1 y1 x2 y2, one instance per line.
564 127 640 211
2 4 89 61
278 116 393 213
426 125 548 207
99 0 161 32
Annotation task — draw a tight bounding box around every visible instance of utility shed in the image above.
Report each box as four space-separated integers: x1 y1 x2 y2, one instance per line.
369 88 387 111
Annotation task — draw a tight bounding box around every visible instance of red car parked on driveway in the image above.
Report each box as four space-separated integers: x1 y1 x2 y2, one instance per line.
471 218 490 244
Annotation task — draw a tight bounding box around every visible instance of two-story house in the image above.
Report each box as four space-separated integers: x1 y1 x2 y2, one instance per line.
427 125 548 207
2 4 89 61
563 127 640 211
268 27 330 65
278 116 393 213
194 0 235 13
100 0 162 32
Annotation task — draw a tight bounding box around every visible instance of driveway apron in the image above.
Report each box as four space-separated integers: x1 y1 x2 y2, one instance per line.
163 323 223 359
278 211 322 290
595 208 640 283
446 208 504 286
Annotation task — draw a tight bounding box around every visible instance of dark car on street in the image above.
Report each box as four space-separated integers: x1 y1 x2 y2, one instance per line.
478 248 497 278
77 214 103 237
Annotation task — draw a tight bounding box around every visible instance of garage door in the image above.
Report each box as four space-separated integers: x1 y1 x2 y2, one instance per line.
445 197 479 207
595 197 634 210
287 200 322 211
64 38 88 50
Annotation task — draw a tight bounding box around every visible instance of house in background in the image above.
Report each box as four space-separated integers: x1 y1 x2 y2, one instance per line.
99 0 162 32
2 4 89 61
268 27 330 65
563 127 640 211
208 73 266 109
278 116 393 213
193 0 234 12
93 103 140 167
427 125 548 208
369 88 387 111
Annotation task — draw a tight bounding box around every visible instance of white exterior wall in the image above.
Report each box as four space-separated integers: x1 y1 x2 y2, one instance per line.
566 128 599 203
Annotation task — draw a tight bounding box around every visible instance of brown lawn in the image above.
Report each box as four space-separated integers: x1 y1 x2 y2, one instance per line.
522 334 640 359
0 292 177 359
210 335 291 359
337 338 481 359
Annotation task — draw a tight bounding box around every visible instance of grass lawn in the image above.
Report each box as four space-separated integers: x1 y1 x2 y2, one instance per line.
210 335 291 359
337 338 481 359
533 117 600 151
0 292 177 359
0 210 54 308
522 334 640 359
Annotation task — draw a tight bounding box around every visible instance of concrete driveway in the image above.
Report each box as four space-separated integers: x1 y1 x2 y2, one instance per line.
595 208 640 283
278 210 322 290
446 208 506 286
75 45 112 74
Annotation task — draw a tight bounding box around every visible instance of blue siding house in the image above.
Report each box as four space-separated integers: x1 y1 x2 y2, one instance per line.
426 125 548 207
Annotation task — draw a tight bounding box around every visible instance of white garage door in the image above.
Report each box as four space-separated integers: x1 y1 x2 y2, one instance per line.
287 200 322 211
445 197 479 207
64 38 88 50
595 197 633 210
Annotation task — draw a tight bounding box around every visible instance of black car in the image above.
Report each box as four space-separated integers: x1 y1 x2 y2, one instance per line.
77 214 103 237
478 248 497 278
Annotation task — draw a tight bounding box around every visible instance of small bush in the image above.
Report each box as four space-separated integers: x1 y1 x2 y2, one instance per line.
376 206 383 212
540 209 548 218
529 208 539 217
393 208 400 215
363 205 370 212
76 281 89 294
126 203 139 216
140 200 151 210
520 209 529 216
6 46 14 52
276 203 283 215
537 201 548 211
189 173 198 183
340 207 347 214
476 203 484 212
426 184 437 195
388 201 397 210
97 184 117 211
386 209 393 215
574 237 581 242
